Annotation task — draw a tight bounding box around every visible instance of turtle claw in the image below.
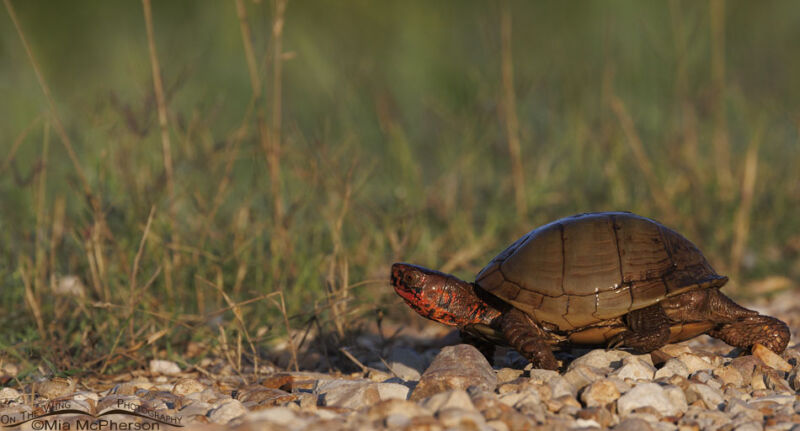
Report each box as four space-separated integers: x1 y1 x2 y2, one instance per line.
606 332 630 350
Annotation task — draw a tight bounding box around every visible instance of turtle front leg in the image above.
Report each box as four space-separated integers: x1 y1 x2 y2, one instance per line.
500 308 559 370
607 303 671 352
703 290 790 354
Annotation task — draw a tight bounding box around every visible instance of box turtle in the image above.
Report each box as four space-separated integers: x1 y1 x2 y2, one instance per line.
391 212 789 370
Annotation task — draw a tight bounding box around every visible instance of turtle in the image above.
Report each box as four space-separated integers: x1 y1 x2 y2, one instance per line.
391 212 790 370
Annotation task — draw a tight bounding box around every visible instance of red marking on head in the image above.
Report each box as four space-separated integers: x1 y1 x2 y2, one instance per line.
390 263 498 327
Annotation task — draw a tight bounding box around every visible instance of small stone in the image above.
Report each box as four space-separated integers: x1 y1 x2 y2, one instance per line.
568 349 632 371
662 384 688 416
384 362 420 381
486 419 510 431
614 417 655 431
316 380 378 409
495 368 524 384
149 360 181 375
235 386 296 406
420 389 475 413
725 399 763 423
385 414 411 428
179 401 214 419
207 399 247 423
577 406 614 428
752 344 792 372
376 382 410 401
528 369 576 398
749 394 795 406
410 344 496 400
617 382 686 417
677 353 713 374
580 378 621 407
0 388 22 402
563 365 606 391
172 378 206 396
684 383 724 410
365 398 430 421
497 389 540 408
763 369 793 393
729 355 764 382
732 422 763 431
655 358 690 380
712 365 744 387
437 407 487 429
612 357 656 381
788 365 800 391
33 378 76 399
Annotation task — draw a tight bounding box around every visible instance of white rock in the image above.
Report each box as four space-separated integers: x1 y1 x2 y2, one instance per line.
149 360 181 375
376 382 410 401
676 353 713 374
749 394 795 406
385 414 411 428
178 401 214 418
498 390 540 408
617 382 686 417
0 388 22 402
654 358 690 379
528 369 576 398
563 365 606 391
574 418 601 428
613 358 656 381
207 399 247 423
437 407 487 429
580 379 620 407
386 362 421 381
662 385 688 415
172 378 206 396
752 344 791 372
686 383 724 410
567 349 632 371
487 419 510 431
421 389 475 413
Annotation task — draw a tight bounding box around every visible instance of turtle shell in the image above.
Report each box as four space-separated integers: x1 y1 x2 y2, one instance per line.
475 212 727 332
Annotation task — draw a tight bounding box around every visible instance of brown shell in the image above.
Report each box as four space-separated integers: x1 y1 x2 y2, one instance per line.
475 212 727 332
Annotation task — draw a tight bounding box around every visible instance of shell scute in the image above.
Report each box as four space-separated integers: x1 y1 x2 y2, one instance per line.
476 212 725 332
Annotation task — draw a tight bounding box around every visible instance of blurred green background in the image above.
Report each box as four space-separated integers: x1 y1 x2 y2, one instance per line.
1 0 799 373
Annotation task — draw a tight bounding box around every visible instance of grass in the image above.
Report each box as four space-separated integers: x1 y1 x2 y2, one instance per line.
1 0 799 381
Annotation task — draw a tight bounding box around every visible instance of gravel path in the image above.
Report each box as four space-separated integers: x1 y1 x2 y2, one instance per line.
2 291 799 430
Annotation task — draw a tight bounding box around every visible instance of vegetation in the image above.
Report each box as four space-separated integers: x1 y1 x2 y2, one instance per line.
1 1 798 378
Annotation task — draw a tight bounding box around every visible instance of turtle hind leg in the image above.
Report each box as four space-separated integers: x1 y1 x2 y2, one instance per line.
500 308 559 370
704 290 790 354
608 303 671 352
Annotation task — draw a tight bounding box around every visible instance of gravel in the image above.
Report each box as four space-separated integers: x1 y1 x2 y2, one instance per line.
2 297 799 430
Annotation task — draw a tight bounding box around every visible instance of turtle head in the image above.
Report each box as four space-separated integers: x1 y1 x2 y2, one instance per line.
391 263 498 327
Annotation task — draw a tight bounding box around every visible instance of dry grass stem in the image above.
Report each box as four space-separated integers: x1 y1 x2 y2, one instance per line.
20 259 46 341
709 0 733 196
609 93 680 226
730 123 762 288
1 115 40 176
235 0 261 95
129 207 156 341
339 347 367 373
3 0 104 219
141 0 176 252
500 1 526 220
